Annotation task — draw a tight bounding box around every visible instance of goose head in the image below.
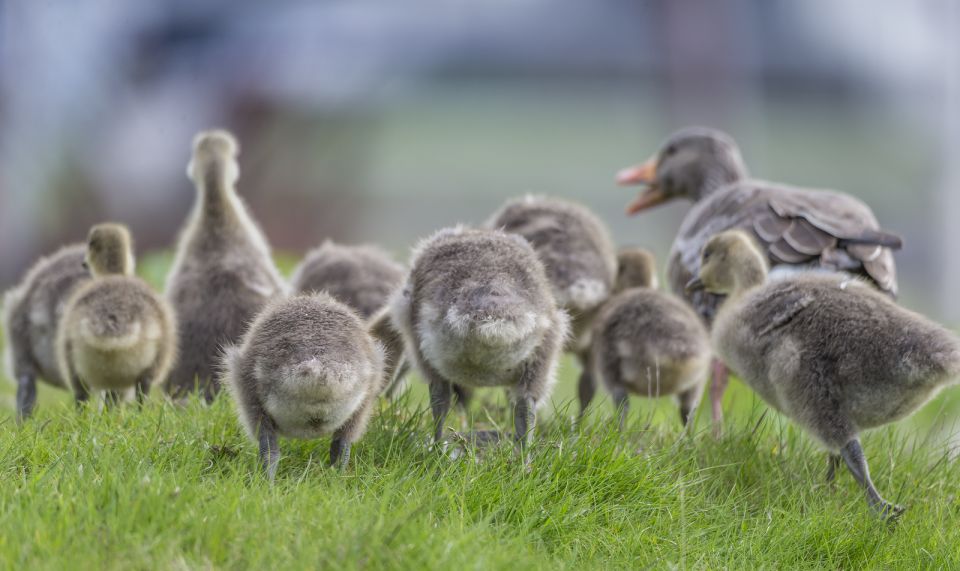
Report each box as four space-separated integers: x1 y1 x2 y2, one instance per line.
617 127 748 214
85 223 135 277
615 247 658 291
689 230 767 296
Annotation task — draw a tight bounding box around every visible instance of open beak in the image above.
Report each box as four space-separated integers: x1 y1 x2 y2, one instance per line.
684 277 704 294
617 158 669 215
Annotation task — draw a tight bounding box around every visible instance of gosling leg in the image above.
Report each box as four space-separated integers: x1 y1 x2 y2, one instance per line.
202 378 218 405
611 387 629 432
383 361 411 399
428 378 453 444
258 421 280 482
73 382 90 407
826 454 842 484
513 395 536 447
840 439 904 520
452 384 473 412
329 391 376 470
135 373 152 405
678 386 701 429
577 368 597 420
65 357 90 407
329 439 351 470
16 373 37 422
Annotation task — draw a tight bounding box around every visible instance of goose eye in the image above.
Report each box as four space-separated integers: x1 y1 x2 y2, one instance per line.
664 144 678 157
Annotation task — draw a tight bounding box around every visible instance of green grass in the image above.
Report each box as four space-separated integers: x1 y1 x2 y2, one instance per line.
3 253 960 569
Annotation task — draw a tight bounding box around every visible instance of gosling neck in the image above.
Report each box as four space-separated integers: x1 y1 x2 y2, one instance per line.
90 251 134 277
197 162 240 225
727 258 767 300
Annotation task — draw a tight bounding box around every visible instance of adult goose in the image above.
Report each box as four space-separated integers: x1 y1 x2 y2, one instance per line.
617 127 902 429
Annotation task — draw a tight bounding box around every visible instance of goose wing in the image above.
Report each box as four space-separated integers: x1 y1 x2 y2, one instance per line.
669 182 900 319
757 184 900 295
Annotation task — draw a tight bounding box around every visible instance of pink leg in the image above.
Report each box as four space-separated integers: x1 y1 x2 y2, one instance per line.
710 358 729 435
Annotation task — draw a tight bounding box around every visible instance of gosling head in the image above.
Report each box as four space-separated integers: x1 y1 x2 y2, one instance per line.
85 223 134 277
617 127 748 214
689 230 768 296
615 247 657 291
186 129 240 187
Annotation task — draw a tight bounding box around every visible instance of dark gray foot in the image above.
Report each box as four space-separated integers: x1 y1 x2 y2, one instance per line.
329 438 351 470
258 425 280 482
840 439 904 520
429 380 453 444
16 374 37 422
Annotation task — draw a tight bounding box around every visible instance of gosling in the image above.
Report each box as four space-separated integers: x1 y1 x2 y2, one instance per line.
693 230 960 519
487 195 616 345
584 248 710 429
290 241 405 319
164 129 285 402
57 224 177 405
390 226 568 446
223 293 385 479
3 244 91 419
293 241 412 396
487 196 616 420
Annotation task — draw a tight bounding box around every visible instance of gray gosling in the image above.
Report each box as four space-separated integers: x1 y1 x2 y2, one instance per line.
390 226 569 446
584 248 710 429
487 195 616 344
57 224 177 405
223 293 385 479
164 129 285 402
487 196 616 420
290 241 405 319
3 244 91 419
694 230 960 519
291 241 411 398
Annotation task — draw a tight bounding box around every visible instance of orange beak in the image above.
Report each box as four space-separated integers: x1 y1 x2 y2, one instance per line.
617 158 669 215
616 159 656 185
